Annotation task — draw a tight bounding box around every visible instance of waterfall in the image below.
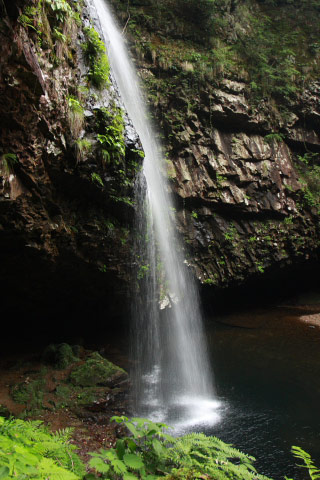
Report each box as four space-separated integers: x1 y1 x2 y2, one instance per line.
91 0 221 427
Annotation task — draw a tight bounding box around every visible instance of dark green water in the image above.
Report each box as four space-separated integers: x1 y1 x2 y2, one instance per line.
206 307 320 479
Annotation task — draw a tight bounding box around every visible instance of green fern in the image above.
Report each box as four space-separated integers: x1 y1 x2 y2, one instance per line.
0 153 18 175
96 108 125 165
82 27 110 89
164 433 270 480
0 416 85 479
91 172 104 187
89 416 271 480
287 446 320 480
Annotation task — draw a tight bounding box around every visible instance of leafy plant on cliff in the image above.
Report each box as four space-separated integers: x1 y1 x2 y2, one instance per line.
75 138 92 162
19 0 80 62
295 153 320 212
224 224 238 242
264 133 285 144
91 172 104 187
211 42 236 76
0 154 18 175
68 96 84 138
96 107 126 166
82 27 110 89
256 261 265 273
95 105 137 190
53 27 67 43
68 96 83 114
137 264 150 280
203 277 215 285
18 6 42 34
216 173 227 188
45 0 73 23
237 12 301 101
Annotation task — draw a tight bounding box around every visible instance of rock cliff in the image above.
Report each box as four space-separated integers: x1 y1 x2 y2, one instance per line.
164 78 320 300
110 0 320 308
0 0 320 335
0 0 143 338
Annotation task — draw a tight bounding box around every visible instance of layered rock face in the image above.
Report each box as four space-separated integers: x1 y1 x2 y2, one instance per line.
0 0 142 337
165 79 320 293
1 0 320 336
110 0 320 307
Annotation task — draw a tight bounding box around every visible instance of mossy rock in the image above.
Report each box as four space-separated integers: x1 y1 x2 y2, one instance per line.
0 404 11 418
54 383 101 407
42 343 79 369
69 352 126 387
11 378 45 410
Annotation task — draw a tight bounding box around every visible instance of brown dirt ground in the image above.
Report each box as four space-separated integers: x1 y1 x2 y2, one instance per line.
0 347 130 465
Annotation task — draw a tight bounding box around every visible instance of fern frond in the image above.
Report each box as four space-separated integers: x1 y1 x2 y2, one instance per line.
165 432 271 480
291 446 320 480
0 416 85 478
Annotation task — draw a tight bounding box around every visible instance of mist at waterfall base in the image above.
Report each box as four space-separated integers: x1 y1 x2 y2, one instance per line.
90 0 221 428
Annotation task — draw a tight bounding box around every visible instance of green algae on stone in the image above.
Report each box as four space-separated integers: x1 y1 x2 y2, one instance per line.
42 343 79 369
0 404 11 418
11 377 46 410
54 383 102 407
69 352 126 387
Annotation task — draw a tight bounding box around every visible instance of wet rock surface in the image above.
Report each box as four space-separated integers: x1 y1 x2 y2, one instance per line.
1 0 320 327
0 1 143 334
167 81 320 299
119 25 320 305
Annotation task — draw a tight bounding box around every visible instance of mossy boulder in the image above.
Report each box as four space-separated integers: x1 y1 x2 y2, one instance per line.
10 377 46 410
42 343 79 369
0 404 11 418
69 352 126 387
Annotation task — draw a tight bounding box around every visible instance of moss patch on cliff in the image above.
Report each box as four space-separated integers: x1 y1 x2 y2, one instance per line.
110 0 320 104
82 26 110 89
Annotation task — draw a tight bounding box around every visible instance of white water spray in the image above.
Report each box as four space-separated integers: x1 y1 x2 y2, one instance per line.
91 0 221 427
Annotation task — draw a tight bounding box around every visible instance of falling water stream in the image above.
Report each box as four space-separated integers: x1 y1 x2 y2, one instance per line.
91 0 220 427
